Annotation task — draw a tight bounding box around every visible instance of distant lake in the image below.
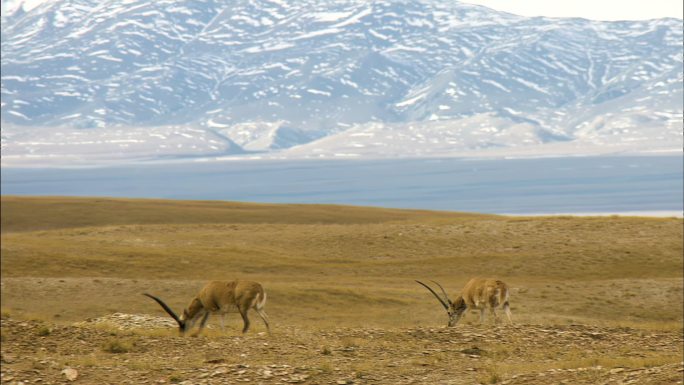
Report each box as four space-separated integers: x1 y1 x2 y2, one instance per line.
2 156 682 215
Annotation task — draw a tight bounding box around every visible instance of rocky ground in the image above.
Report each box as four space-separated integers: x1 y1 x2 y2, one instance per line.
1 314 682 385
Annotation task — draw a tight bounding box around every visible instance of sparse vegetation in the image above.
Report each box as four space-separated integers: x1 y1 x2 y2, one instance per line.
168 373 184 384
101 337 134 353
317 362 333 374
480 364 503 384
36 326 51 336
1 196 682 384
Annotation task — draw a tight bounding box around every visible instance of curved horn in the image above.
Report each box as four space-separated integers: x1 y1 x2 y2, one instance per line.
430 280 453 305
143 293 183 327
415 280 449 310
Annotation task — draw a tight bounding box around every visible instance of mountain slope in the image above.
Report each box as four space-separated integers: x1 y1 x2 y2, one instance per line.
1 0 682 164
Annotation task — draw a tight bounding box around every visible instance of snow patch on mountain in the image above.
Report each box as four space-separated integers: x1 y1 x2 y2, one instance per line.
1 0 682 166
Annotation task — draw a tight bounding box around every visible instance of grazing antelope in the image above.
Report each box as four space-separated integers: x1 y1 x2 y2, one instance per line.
143 280 270 335
416 278 512 326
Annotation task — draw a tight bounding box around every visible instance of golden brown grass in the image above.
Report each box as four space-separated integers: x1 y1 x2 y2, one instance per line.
101 337 135 353
1 196 682 330
0 195 473 233
490 349 682 374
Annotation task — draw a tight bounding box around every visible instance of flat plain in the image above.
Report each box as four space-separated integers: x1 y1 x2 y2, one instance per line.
1 196 682 384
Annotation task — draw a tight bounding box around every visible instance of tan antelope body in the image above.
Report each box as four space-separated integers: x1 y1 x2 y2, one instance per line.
416 278 512 326
144 280 270 335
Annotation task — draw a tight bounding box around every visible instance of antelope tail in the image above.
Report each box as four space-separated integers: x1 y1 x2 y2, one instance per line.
256 291 267 310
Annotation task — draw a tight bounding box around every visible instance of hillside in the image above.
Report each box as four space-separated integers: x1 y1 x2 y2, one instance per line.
1 196 682 384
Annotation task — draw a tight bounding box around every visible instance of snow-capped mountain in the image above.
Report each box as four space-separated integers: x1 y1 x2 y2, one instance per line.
1 0 682 165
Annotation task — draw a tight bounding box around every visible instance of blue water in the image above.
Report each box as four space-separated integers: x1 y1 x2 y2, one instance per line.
1 156 682 215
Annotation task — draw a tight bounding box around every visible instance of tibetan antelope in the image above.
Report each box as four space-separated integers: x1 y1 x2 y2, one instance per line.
143 280 270 335
416 278 512 326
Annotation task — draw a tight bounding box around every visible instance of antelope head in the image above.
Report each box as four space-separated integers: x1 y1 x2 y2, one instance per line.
416 280 467 326
143 293 193 335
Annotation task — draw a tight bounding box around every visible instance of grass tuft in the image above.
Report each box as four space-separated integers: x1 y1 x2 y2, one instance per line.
102 338 134 353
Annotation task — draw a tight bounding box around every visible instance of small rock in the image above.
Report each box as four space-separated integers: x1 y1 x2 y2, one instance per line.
205 358 226 364
460 346 485 356
610 368 625 374
213 367 229 376
62 368 78 381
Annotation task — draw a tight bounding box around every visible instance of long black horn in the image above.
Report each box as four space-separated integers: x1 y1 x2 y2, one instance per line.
430 280 453 305
143 293 183 326
415 280 449 310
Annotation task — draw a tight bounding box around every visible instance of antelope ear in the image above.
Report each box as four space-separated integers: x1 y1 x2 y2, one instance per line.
454 297 466 309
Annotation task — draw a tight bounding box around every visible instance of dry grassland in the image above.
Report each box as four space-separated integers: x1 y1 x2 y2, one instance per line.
1 196 682 384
